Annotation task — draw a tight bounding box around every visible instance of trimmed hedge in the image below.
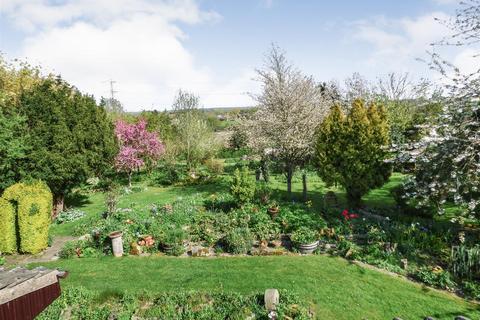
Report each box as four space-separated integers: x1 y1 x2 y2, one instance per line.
2 181 52 254
0 198 16 253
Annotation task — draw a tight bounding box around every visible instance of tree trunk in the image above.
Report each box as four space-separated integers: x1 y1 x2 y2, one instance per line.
255 168 261 181
52 194 65 220
346 187 362 209
128 171 132 188
302 172 307 201
286 166 293 198
261 159 269 183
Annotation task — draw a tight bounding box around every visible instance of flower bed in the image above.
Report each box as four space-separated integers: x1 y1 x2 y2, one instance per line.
61 193 327 258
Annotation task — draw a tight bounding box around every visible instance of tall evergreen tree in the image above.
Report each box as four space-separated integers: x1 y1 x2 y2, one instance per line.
314 99 391 208
19 77 118 216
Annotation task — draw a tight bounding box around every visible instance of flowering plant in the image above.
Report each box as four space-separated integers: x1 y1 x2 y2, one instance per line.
341 209 359 220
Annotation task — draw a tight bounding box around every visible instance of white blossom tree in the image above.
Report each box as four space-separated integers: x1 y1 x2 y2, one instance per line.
398 0 480 221
241 46 328 199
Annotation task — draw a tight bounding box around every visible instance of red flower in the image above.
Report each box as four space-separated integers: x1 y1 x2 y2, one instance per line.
341 209 359 220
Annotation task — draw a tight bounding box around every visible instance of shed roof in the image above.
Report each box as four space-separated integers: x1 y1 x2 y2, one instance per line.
0 267 59 304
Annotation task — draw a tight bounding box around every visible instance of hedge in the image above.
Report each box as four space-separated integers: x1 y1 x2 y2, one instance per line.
0 198 16 253
3 181 52 254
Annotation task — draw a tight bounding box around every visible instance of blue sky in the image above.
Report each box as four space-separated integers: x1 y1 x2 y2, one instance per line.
0 0 468 110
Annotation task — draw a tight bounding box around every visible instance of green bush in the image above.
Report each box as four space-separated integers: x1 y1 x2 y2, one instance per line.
2 181 52 254
412 267 455 290
290 227 317 246
204 158 225 176
462 281 480 300
223 227 253 254
59 240 98 259
0 198 16 253
55 208 86 224
229 167 255 204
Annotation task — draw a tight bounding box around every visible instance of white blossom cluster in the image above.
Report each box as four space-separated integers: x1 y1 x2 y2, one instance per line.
398 83 480 220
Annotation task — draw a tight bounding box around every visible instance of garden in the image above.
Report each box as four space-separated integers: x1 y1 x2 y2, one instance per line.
1 2 480 319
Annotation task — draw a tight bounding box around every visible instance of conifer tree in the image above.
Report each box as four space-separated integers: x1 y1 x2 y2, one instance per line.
314 99 391 208
19 77 118 216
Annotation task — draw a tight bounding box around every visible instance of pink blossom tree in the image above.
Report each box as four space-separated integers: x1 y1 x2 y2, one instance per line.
114 120 165 187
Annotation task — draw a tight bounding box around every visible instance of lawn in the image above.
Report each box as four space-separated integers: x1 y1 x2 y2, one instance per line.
37 255 479 320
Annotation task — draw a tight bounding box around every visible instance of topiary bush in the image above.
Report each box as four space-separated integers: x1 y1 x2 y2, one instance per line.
0 198 16 253
2 180 52 254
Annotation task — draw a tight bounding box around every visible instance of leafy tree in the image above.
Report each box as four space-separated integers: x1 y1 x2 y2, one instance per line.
19 77 118 215
0 110 30 190
171 90 218 169
140 110 175 141
242 46 327 198
396 0 480 222
314 100 391 208
0 56 42 192
228 125 248 150
114 119 165 186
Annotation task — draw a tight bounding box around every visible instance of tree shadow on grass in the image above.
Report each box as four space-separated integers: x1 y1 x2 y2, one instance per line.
65 191 92 209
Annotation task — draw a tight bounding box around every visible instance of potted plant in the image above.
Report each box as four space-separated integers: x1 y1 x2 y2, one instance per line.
267 201 280 219
160 228 186 256
290 227 318 254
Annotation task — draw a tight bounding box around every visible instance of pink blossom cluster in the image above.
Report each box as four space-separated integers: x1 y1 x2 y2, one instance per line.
114 120 165 173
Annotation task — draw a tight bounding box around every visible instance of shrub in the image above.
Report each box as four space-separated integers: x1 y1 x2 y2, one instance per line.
59 240 85 259
159 228 186 256
462 281 480 300
230 167 255 204
223 227 254 254
55 208 86 224
2 181 52 254
204 158 225 176
254 182 272 204
0 198 16 253
290 227 317 246
203 192 236 212
412 267 455 290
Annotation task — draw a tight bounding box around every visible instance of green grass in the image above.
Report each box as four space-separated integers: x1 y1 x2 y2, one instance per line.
36 255 479 320
46 171 479 319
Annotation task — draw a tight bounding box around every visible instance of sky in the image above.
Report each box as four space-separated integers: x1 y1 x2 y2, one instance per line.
0 0 475 111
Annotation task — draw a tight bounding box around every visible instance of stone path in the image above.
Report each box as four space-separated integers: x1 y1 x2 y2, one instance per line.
4 236 77 267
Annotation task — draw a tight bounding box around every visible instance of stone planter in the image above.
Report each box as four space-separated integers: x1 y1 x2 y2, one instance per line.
298 241 319 254
109 231 123 257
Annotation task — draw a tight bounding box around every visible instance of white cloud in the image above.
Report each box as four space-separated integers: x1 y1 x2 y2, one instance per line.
350 12 452 73
1 0 255 111
453 48 480 75
431 0 459 5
